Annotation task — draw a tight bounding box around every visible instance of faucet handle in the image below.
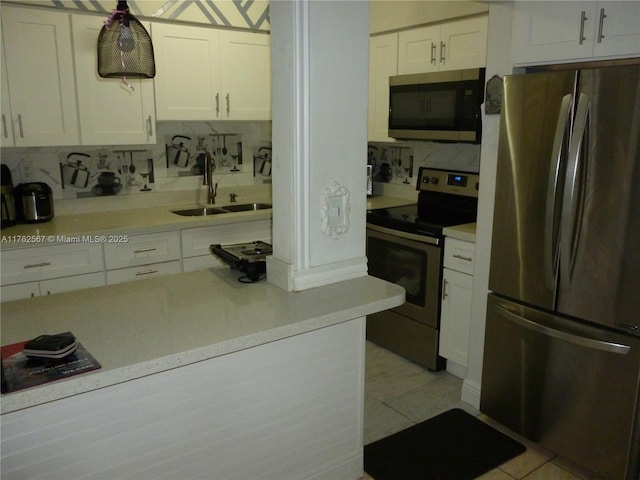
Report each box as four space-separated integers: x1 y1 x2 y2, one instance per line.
229 193 238 202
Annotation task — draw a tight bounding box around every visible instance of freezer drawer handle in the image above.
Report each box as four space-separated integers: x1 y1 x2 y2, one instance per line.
496 304 631 355
452 254 472 262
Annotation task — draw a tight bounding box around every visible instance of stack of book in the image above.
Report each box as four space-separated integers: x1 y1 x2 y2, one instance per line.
1 331 101 394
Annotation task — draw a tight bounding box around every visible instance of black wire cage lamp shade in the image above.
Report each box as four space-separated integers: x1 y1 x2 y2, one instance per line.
98 1 155 83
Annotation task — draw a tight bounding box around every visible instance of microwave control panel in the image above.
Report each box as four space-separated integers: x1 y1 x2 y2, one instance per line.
417 167 479 198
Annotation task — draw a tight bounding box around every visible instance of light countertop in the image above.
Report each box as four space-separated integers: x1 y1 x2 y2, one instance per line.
0 200 272 249
366 195 415 210
0 269 405 414
443 222 477 243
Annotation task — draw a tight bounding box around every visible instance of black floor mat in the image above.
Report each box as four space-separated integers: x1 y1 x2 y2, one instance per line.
364 408 526 480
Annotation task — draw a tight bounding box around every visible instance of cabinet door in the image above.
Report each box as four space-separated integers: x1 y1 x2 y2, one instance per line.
219 31 271 121
512 1 597 65
398 25 440 74
71 14 156 145
440 16 488 70
439 268 473 367
152 23 221 121
592 2 640 58
0 24 14 147
368 33 398 142
1 6 80 146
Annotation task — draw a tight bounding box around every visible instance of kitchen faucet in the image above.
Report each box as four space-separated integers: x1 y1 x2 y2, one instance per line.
203 152 218 204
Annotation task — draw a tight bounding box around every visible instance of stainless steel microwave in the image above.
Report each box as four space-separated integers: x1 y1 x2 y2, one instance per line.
388 68 485 143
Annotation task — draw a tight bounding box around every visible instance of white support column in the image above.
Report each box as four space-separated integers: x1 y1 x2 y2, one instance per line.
267 0 370 291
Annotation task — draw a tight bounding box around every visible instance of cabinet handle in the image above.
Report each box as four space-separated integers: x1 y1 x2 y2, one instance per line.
17 114 24 138
442 278 448 300
597 8 606 43
579 11 588 45
453 254 473 262
135 269 158 276
226 93 230 116
430 42 436 64
215 93 220 116
1 114 7 138
133 247 157 254
147 115 153 137
440 41 446 63
23 262 52 269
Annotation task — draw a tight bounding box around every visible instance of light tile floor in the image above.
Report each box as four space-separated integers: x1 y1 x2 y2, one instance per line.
363 341 603 480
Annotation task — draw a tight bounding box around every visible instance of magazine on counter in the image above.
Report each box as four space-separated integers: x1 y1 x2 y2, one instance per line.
1 332 101 394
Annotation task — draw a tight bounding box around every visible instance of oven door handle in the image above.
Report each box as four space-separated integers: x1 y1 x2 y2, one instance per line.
366 223 441 246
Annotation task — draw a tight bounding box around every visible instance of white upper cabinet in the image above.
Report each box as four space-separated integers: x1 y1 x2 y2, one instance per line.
1 25 14 147
368 33 398 142
219 30 271 121
153 22 271 121
398 15 488 74
1 6 80 146
512 1 640 65
71 14 156 145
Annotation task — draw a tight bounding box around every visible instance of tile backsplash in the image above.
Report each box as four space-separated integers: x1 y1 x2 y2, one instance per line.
0 121 272 214
368 140 481 195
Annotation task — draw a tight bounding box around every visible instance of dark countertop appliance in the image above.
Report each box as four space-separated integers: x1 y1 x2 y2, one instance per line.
366 167 479 370
210 241 272 282
1 164 17 228
15 182 54 223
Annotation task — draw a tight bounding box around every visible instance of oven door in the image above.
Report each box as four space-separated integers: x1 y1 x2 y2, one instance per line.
366 225 442 328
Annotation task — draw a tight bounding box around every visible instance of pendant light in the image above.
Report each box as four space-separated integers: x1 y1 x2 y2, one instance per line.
98 1 155 90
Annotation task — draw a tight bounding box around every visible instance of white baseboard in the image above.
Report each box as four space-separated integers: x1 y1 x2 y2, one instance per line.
462 378 481 409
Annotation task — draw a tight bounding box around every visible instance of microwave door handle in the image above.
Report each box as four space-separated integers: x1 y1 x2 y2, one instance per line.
560 93 590 291
544 94 573 290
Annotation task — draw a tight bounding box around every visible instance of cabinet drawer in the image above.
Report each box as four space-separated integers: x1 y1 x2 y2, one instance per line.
181 220 272 258
1 243 104 284
40 272 106 296
104 231 180 269
443 238 475 275
106 260 182 285
1 281 40 302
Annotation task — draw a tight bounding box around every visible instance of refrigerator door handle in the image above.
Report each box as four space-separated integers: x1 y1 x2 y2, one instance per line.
544 94 573 289
560 92 590 290
495 304 631 355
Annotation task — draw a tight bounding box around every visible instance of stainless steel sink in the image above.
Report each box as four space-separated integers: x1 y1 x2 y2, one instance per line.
220 203 272 212
171 207 229 216
171 203 272 216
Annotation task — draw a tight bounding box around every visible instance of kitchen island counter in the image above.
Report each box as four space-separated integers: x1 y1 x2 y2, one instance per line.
1 269 404 414
1 270 403 480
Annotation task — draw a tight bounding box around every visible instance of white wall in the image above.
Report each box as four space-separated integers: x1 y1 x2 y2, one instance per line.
370 0 488 34
462 2 514 408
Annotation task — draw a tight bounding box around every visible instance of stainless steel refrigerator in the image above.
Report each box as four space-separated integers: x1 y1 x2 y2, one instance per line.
481 65 640 480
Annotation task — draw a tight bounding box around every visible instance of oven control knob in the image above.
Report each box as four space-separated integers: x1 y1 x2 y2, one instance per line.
422 177 430 184
430 176 439 185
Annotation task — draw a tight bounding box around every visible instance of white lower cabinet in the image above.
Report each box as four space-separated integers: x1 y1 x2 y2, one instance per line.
0 243 105 301
104 231 182 285
106 261 182 285
1 219 273 299
439 237 475 378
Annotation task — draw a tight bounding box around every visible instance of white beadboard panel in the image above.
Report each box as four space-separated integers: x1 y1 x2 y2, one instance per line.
1 318 366 480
